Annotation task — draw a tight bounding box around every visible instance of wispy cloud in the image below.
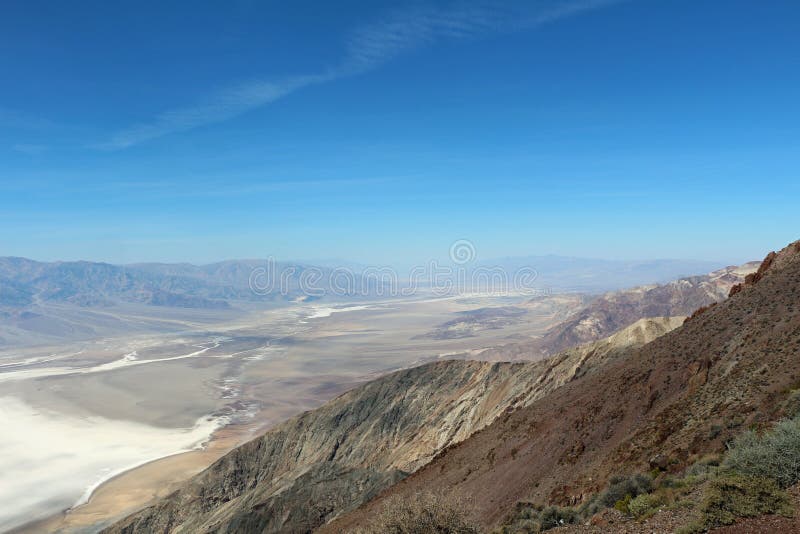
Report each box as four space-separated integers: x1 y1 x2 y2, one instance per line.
101 0 623 149
98 74 333 150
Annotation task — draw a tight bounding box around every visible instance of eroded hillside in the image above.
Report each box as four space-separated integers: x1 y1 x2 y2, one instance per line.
479 262 758 361
331 242 800 531
105 316 681 533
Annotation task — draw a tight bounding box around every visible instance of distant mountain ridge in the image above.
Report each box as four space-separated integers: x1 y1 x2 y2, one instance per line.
0 257 367 347
0 257 339 310
477 261 759 360
0 255 747 350
0 255 733 311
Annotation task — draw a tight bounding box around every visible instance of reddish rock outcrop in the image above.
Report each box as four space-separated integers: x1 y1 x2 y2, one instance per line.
729 241 800 298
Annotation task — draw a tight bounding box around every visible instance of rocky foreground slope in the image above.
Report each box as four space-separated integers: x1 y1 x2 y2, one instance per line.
330 241 800 531
106 317 683 534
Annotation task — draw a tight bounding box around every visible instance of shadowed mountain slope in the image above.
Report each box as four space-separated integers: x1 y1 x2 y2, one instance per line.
329 241 800 531
104 315 682 533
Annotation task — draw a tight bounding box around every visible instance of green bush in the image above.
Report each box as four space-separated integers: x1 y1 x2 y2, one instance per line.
684 456 723 484
627 493 663 519
570 473 655 518
699 474 792 528
600 474 653 507
613 494 632 515
724 417 800 488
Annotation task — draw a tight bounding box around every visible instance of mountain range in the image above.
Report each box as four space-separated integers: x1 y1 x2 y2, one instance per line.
0 258 373 347
103 241 800 533
0 257 340 310
0 255 741 349
0 256 730 313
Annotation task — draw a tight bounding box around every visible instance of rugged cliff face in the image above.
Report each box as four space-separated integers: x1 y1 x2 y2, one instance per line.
105 316 682 533
330 242 800 531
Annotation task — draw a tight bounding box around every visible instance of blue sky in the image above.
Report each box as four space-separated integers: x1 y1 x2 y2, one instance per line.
1 0 798 265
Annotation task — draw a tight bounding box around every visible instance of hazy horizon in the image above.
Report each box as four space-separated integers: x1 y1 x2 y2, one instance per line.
0 249 750 271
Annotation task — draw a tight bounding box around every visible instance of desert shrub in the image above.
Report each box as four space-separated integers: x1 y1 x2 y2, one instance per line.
627 493 663 519
724 417 800 488
658 474 688 489
698 474 792 528
570 473 654 518
496 503 579 533
666 497 696 511
512 504 537 521
684 454 723 482
364 491 480 534
575 493 603 517
536 506 580 530
613 494 632 515
599 473 653 507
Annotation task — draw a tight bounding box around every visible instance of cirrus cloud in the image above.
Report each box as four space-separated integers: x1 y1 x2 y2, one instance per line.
100 0 624 150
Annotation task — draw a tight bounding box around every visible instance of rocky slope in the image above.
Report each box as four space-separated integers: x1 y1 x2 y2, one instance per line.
105 317 682 534
479 262 758 361
330 241 800 531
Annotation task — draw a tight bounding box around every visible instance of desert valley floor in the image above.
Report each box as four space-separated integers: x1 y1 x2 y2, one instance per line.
0 292 582 532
